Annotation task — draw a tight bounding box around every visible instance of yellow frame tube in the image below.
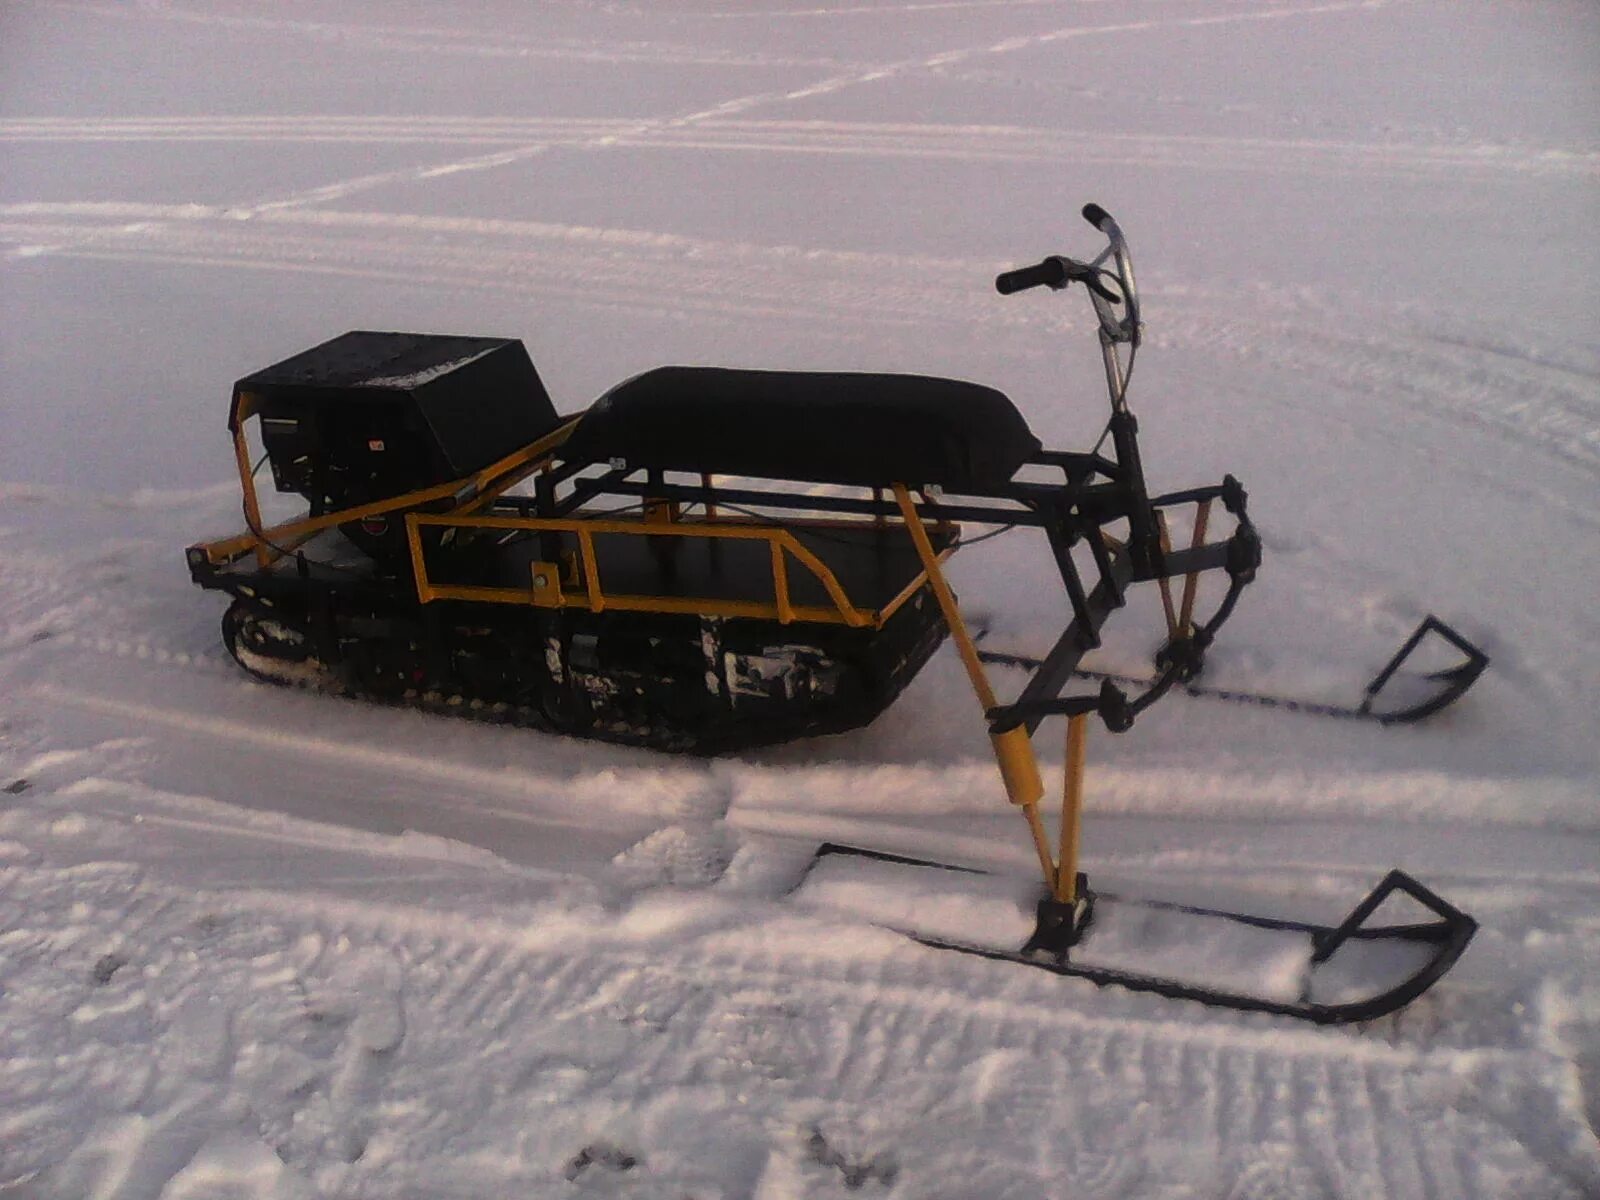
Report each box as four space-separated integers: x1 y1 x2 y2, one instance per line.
770 540 794 624
231 423 271 569
1155 511 1179 640
192 417 580 566
576 527 604 613
405 510 877 629
1177 499 1212 636
1056 714 1089 903
777 535 868 627
876 542 956 623
405 511 435 602
891 483 1057 891
407 584 859 626
891 485 996 710
619 510 952 623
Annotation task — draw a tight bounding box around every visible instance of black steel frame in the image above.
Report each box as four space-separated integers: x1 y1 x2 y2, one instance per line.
534 408 1261 739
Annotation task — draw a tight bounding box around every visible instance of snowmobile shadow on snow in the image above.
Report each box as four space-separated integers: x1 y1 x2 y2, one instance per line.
186 203 1479 1021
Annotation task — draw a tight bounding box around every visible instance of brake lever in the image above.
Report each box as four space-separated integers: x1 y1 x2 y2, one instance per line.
1073 266 1122 305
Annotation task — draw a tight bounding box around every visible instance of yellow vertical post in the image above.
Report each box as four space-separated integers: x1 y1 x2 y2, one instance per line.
1057 714 1089 903
891 484 1057 890
231 424 272 570
1154 511 1178 640
1177 499 1212 636
770 540 794 624
892 485 996 710
405 513 435 603
577 528 604 612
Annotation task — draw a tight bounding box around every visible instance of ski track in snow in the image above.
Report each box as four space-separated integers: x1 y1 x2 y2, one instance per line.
5 200 1597 480
25 0 874 69
6 117 1594 180
12 0 1436 221
1 809 1596 1198
4 0 1599 1194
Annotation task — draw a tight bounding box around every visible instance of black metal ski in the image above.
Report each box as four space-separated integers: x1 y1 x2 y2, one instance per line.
806 844 1477 1024
979 615 1487 726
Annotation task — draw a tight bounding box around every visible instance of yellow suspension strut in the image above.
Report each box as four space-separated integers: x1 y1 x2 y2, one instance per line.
1178 499 1212 637
1157 498 1213 643
892 484 1089 902
1058 713 1089 904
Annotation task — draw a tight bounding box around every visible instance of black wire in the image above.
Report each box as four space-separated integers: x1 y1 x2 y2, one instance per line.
1089 417 1114 459
240 457 373 577
484 499 647 547
705 499 1015 552
579 500 647 519
951 522 1018 549
241 503 371 577
705 501 903 548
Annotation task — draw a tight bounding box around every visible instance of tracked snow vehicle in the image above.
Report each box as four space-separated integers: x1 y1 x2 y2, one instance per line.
188 204 1480 1020
188 206 1269 756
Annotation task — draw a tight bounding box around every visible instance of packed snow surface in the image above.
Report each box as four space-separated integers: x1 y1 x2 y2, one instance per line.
2 1 1598 1197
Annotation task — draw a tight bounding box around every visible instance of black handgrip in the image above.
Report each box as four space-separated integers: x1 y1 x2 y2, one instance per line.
1082 203 1113 231
996 257 1068 295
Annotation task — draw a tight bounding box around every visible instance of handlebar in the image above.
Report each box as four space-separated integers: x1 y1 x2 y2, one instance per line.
996 257 1069 295
1081 202 1113 232
993 200 1141 415
995 255 1121 304
994 201 1139 357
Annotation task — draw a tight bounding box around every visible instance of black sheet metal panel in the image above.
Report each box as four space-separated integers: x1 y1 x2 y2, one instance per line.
562 366 1043 491
233 331 564 480
425 520 957 613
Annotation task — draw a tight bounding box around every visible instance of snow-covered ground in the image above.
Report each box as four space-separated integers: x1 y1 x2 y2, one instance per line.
2 1 1598 1196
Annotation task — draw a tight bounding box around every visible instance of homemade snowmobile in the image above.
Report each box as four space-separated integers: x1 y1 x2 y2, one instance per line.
187 204 1478 1022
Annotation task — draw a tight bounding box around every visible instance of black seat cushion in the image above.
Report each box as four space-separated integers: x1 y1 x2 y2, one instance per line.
563 366 1040 492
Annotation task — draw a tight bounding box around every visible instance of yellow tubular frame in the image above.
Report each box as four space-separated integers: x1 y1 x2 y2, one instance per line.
892 484 1078 898
200 401 1090 899
191 416 582 567
891 482 1095 904
1177 498 1212 636
194 408 951 633
405 511 888 628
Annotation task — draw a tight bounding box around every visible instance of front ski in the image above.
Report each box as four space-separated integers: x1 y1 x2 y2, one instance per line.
796 845 1477 1024
979 615 1488 726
